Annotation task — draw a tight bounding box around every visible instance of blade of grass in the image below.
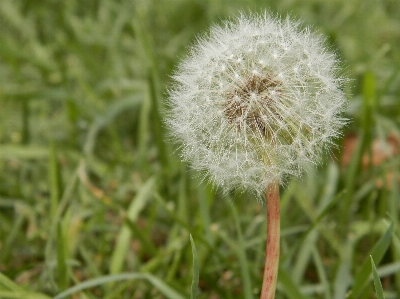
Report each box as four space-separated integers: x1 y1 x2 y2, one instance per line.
376 261 400 277
0 272 51 299
333 238 355 299
178 166 188 223
165 248 183 283
44 168 80 291
110 176 156 275
56 222 68 290
49 142 62 221
361 71 376 159
371 256 385 299
0 145 48 159
21 100 30 144
137 89 151 173
148 72 168 173
132 15 169 175
292 230 318 284
388 169 400 291
277 267 309 299
0 214 24 263
312 247 332 299
197 182 214 245
227 198 254 299
53 273 186 299
287 189 345 266
0 272 21 291
0 290 51 299
348 222 393 299
342 134 364 227
190 235 199 299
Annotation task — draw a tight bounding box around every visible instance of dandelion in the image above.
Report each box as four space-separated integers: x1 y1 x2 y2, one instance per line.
167 12 347 299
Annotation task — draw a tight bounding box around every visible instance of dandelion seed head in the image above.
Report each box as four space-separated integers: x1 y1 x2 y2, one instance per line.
167 12 347 197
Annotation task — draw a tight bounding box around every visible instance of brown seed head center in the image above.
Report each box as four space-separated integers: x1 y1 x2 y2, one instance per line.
223 73 282 137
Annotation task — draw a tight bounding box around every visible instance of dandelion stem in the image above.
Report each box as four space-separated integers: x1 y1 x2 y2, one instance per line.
261 183 280 299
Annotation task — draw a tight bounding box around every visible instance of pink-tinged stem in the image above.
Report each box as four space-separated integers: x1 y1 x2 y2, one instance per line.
260 183 280 299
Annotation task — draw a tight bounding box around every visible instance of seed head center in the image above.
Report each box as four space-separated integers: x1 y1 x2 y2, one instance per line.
224 73 282 137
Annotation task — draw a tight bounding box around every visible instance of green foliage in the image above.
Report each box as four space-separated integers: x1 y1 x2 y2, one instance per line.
0 0 399 298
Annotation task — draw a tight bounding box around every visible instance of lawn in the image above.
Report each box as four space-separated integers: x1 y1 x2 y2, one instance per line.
0 0 400 298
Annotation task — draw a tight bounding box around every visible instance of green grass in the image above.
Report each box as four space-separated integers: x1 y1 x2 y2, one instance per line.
1 0 400 298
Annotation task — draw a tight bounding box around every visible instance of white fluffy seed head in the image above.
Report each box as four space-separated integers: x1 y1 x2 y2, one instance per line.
166 13 347 198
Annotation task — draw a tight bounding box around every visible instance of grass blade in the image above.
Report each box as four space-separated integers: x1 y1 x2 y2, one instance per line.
56 222 68 290
53 273 186 299
0 272 51 299
371 256 385 299
0 272 21 291
349 222 393 299
190 234 199 299
0 290 51 299
49 142 62 221
278 267 309 299
227 199 254 299
110 177 156 275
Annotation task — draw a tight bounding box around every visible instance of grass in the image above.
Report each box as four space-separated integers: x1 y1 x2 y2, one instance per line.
0 0 400 298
